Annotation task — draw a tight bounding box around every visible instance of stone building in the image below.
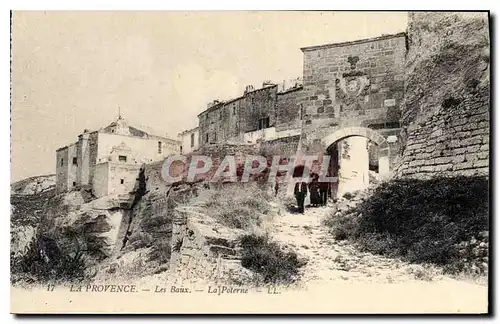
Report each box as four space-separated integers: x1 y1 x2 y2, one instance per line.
178 127 199 155
296 32 407 194
56 116 181 197
197 83 277 145
181 21 489 194
186 33 407 195
197 79 304 146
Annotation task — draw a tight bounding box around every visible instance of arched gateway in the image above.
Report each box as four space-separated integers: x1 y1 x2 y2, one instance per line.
321 126 391 196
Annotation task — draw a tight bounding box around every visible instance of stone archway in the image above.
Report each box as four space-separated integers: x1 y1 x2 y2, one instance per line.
322 126 388 150
322 127 390 196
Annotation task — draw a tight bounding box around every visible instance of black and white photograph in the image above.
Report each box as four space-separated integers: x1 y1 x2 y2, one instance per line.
9 10 490 314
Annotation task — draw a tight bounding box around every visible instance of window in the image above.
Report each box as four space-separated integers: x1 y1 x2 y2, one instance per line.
120 179 124 184
72 182 76 187
205 133 209 143
158 141 162 154
233 106 236 114
119 155 127 162
72 157 77 165
220 111 223 120
258 117 270 130
214 133 217 142
190 133 195 147
60 158 64 167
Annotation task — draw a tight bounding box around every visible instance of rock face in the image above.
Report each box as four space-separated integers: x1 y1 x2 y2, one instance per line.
169 206 255 285
10 170 139 283
10 176 57 258
397 12 490 178
11 174 56 195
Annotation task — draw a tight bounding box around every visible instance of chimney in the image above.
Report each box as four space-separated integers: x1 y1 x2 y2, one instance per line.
244 85 255 95
262 80 274 88
207 99 220 109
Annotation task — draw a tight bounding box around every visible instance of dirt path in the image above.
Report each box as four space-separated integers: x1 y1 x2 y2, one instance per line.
268 205 488 313
271 205 486 286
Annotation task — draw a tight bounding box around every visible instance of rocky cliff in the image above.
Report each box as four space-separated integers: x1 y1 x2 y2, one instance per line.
10 175 56 258
11 145 264 285
397 12 490 178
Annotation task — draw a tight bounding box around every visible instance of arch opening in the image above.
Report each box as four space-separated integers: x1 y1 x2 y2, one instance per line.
321 127 389 198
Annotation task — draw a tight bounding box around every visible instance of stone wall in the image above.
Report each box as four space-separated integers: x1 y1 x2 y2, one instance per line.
397 88 489 178
300 32 406 140
83 131 98 186
198 101 226 145
169 207 253 285
397 12 490 178
276 86 303 132
107 162 142 197
55 147 69 193
179 127 199 155
225 97 245 142
241 85 278 133
92 162 109 198
259 135 300 157
198 99 244 146
198 85 279 146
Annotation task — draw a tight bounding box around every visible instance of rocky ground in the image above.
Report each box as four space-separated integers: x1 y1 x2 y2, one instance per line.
270 203 488 287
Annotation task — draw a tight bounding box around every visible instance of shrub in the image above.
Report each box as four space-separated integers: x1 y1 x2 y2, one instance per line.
324 176 489 274
127 232 153 249
239 234 303 284
343 192 356 200
201 184 273 230
12 231 90 283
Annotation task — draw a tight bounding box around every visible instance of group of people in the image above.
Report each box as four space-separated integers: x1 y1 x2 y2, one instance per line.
293 173 330 214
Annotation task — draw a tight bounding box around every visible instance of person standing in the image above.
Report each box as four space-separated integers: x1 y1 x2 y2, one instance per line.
309 173 321 207
294 178 308 214
319 179 329 207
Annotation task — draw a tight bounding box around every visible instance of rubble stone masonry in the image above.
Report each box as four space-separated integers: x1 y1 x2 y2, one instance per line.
169 207 253 285
299 32 406 144
276 86 303 132
397 89 489 178
396 12 490 178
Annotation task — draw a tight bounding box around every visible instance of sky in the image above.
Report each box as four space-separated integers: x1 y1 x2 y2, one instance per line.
11 11 407 182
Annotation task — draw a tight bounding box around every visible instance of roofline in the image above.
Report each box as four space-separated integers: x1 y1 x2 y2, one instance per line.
197 101 225 117
244 83 277 96
178 126 199 136
197 84 278 117
277 85 303 95
300 32 407 52
56 141 78 152
224 95 244 106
